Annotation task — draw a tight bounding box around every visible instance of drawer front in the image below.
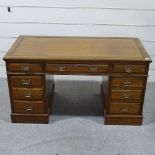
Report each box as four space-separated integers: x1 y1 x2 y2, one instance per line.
109 103 140 114
12 88 43 100
13 101 45 114
10 76 43 88
7 63 42 73
111 90 143 101
111 77 145 89
113 64 146 74
46 64 108 74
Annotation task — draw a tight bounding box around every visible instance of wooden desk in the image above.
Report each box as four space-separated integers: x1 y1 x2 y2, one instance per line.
3 36 152 125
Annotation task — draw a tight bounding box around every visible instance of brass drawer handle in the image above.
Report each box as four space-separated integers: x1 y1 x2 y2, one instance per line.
123 80 132 86
25 105 32 111
124 65 133 73
120 107 129 112
89 66 97 72
58 66 66 71
24 92 32 98
21 79 31 86
21 65 30 72
122 93 130 99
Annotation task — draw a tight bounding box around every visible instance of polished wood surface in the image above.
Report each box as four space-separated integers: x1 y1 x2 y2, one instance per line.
13 101 45 114
10 75 43 88
111 77 145 89
3 36 152 125
12 88 43 100
109 103 140 114
7 63 43 73
111 90 143 101
46 63 109 74
112 64 147 74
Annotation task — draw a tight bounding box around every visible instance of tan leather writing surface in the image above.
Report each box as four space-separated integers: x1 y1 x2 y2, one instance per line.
4 36 151 61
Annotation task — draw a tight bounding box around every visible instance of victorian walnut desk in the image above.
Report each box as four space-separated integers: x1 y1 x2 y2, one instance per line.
3 36 152 125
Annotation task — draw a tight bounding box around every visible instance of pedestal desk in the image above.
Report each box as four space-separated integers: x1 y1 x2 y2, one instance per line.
3 36 152 125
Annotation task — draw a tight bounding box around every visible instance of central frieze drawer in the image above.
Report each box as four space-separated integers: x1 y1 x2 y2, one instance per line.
12 88 43 100
112 64 146 74
7 63 42 73
10 76 43 88
13 101 45 114
111 90 143 101
111 77 145 89
46 64 109 74
109 103 140 114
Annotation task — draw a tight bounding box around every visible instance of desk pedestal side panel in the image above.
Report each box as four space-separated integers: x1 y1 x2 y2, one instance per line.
103 63 149 125
7 72 54 124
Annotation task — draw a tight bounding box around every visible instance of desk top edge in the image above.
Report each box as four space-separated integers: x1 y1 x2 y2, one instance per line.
3 35 152 63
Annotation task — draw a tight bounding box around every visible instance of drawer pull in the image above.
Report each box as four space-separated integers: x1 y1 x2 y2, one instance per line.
25 105 32 111
122 93 130 99
21 65 30 72
89 66 97 72
124 66 133 73
123 80 132 86
21 79 31 86
58 66 66 71
24 92 32 98
120 107 129 112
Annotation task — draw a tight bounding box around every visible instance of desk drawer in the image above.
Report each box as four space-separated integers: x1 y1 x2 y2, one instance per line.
10 76 43 88
111 90 143 101
46 64 108 74
112 64 146 74
12 88 43 100
109 103 140 114
111 77 145 89
13 101 45 114
7 63 42 73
